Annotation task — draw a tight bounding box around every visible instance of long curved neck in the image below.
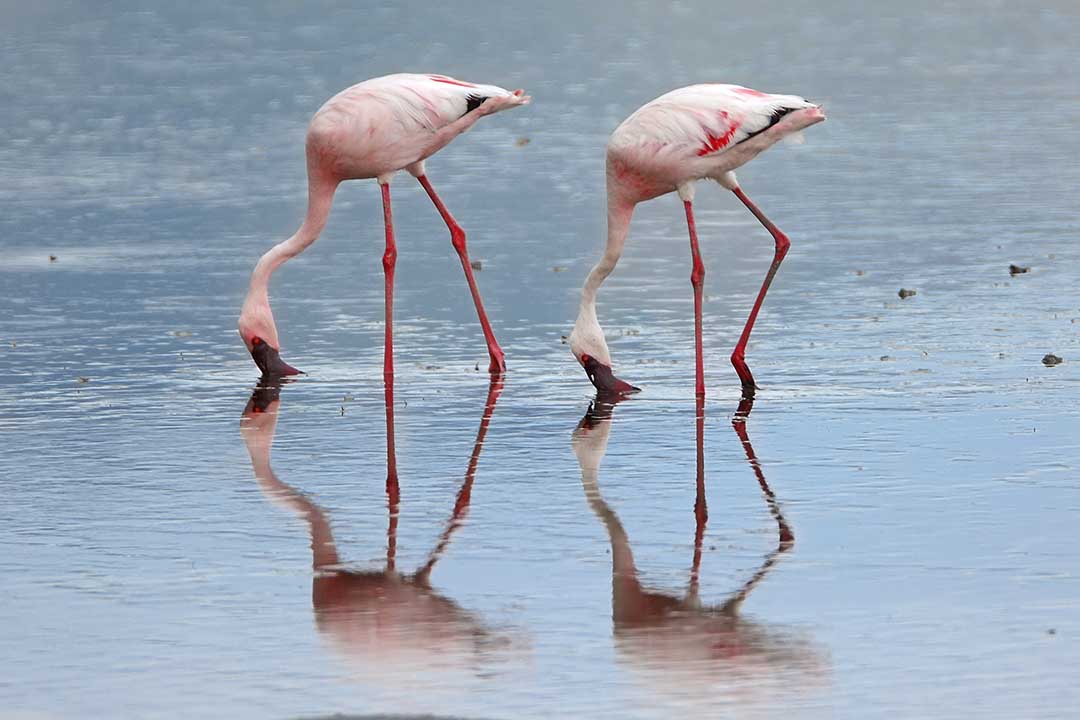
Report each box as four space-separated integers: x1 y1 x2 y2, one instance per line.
248 176 337 296
579 194 634 311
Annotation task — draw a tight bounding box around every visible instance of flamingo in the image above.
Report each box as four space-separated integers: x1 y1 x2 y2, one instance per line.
238 73 531 377
569 84 825 398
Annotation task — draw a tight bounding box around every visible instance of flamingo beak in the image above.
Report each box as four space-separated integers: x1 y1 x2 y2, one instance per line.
582 355 640 396
250 338 303 377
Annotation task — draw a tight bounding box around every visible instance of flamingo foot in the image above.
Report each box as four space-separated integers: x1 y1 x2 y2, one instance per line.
488 350 507 374
250 337 303 377
731 352 756 399
582 355 640 395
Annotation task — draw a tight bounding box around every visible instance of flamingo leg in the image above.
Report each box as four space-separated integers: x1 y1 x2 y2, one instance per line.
684 200 706 397
380 182 397 379
383 373 400 573
730 187 791 397
689 393 708 600
417 174 506 373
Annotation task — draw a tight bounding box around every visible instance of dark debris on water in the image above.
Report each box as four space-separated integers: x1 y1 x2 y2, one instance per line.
898 288 917 299
1009 264 1030 275
1042 353 1063 367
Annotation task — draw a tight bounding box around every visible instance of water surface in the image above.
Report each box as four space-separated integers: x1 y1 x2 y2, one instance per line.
2 2 1079 718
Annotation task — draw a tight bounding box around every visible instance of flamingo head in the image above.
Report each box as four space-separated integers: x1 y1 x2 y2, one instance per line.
569 317 639 396
238 307 302 377
780 102 826 134
247 336 303 377
579 353 640 396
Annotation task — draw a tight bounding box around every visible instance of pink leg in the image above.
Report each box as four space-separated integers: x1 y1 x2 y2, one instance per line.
684 200 706 397
381 182 397 379
417 175 506 373
731 187 791 397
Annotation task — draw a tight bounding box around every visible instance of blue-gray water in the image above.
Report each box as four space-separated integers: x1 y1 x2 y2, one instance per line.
2 2 1079 718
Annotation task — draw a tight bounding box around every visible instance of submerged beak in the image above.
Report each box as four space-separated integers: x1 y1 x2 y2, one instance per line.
250 339 303 377
582 356 640 395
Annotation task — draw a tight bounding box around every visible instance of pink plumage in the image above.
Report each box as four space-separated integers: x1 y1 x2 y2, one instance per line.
238 74 530 377
570 83 825 397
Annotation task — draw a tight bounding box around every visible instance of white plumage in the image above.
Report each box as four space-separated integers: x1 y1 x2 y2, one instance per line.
239 73 530 377
572 83 825 397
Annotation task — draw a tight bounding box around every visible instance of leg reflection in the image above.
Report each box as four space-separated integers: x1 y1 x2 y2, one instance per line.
240 375 516 678
572 393 825 685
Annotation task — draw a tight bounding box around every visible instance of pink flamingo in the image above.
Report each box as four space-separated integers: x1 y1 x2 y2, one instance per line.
569 84 825 398
238 74 531 377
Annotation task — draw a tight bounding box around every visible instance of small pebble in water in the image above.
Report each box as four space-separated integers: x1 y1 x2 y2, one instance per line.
1042 353 1063 367
880 355 893 361
76 376 89 384
470 259 482 271
552 265 568 273
1048 628 1057 635
49 255 58 262
898 288 917 299
1009 264 1030 275
515 136 531 147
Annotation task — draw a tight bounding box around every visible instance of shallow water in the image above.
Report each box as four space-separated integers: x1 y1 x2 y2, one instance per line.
2 1 1079 718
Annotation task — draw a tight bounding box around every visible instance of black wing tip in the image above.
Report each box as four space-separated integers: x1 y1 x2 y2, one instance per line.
465 94 489 114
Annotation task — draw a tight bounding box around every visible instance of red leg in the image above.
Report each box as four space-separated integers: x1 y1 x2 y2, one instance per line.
684 200 706 397
417 175 506 373
383 373 399 572
381 182 397 379
731 187 791 397
689 393 708 597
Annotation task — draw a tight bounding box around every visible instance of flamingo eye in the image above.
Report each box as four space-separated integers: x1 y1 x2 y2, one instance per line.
252 337 262 345
580 353 591 363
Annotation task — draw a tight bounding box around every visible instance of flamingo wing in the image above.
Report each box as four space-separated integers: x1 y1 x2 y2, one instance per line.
619 84 815 159
341 73 516 134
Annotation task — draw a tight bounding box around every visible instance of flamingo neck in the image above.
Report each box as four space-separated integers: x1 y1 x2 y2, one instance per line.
248 176 337 297
579 196 634 312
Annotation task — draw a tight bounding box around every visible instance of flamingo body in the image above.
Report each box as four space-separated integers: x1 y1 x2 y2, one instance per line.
307 74 524 183
570 83 825 397
239 73 530 377
607 84 821 202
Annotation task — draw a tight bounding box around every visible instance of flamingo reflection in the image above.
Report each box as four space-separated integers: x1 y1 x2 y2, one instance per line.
572 394 826 691
240 375 516 676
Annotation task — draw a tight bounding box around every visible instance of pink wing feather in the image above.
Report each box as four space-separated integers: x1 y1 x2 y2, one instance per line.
616 84 816 159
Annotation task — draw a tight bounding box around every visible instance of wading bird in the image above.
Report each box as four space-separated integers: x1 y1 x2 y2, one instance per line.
239 74 531 377
569 85 825 398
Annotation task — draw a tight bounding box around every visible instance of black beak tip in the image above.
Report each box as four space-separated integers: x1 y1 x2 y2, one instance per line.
583 357 639 396
250 341 303 378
